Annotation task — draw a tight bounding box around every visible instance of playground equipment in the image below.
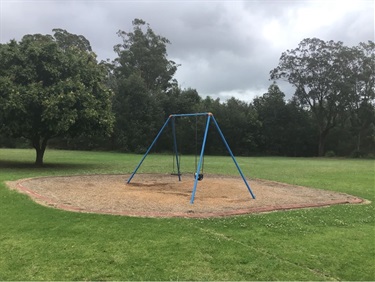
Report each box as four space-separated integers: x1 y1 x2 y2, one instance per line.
127 112 255 204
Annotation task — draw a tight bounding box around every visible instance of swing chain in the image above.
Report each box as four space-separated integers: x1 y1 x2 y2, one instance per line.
194 116 204 181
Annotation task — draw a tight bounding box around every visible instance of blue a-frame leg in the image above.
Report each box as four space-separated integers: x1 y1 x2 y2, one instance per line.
127 116 171 184
127 112 255 204
190 114 211 203
211 114 256 200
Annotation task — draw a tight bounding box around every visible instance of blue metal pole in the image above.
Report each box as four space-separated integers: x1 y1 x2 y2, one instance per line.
171 116 181 181
171 113 209 118
211 115 255 199
190 114 211 204
127 116 172 184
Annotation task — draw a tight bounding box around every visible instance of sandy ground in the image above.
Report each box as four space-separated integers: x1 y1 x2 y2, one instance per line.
6 173 364 218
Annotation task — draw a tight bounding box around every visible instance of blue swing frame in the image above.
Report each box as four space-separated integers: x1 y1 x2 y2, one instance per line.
127 112 255 204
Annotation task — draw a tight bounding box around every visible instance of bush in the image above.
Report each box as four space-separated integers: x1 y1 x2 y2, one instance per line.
325 150 336 157
350 150 365 158
366 153 375 159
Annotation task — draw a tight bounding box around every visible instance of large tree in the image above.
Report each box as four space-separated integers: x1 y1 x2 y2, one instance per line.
0 30 114 165
270 38 357 156
253 83 288 155
111 72 162 152
111 19 179 151
113 18 178 93
348 41 375 155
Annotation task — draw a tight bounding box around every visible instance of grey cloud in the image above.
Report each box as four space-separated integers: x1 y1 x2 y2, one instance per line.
1 0 373 102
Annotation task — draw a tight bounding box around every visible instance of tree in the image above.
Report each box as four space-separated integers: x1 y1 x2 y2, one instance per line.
113 18 178 93
348 41 375 155
207 97 260 155
283 97 316 157
112 73 163 152
111 19 179 151
52 28 92 52
0 30 114 165
253 83 288 155
270 38 356 156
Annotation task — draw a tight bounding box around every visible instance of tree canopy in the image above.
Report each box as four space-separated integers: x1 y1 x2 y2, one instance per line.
270 38 374 156
113 18 178 93
0 29 114 165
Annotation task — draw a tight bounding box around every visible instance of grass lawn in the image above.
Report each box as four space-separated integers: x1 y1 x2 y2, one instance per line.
0 148 374 280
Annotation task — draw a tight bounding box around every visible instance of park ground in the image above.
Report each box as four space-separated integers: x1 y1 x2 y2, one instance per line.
0 149 374 280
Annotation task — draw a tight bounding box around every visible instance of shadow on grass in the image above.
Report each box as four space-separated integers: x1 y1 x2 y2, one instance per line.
0 159 96 171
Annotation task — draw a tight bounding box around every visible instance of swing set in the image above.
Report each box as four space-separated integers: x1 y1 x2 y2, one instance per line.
127 112 255 204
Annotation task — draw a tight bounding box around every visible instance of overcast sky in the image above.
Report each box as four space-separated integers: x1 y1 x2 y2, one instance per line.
0 0 374 102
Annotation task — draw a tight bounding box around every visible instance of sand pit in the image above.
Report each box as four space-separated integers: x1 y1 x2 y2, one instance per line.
7 174 364 218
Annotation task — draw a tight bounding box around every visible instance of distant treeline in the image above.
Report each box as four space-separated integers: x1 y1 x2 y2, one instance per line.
1 19 374 161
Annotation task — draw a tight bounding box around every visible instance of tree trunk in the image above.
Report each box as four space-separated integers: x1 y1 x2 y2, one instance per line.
356 132 361 152
32 136 48 166
318 130 328 157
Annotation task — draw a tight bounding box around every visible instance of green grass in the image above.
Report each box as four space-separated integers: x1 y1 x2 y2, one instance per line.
0 148 374 280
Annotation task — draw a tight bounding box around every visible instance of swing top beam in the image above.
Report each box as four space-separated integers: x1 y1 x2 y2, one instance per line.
169 112 212 118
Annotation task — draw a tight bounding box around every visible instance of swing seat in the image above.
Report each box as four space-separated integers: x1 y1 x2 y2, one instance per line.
194 173 204 181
